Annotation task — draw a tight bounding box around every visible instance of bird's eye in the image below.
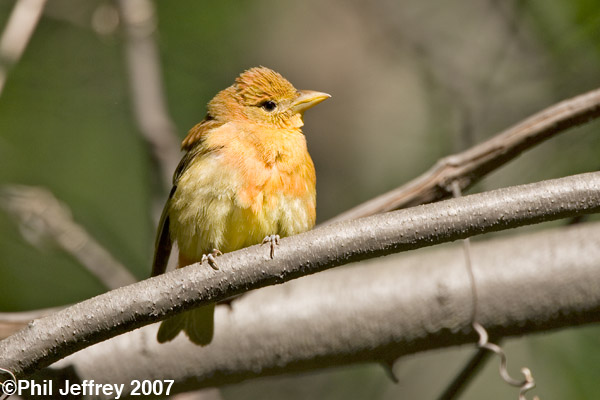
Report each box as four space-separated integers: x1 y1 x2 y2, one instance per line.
260 100 277 112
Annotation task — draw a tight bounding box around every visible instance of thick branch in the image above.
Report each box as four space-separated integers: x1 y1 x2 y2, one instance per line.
49 221 600 397
0 172 599 376
327 87 600 223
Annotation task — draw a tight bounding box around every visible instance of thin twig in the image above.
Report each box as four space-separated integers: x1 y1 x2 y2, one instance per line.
0 0 46 96
326 87 600 224
0 185 137 289
117 0 181 189
440 181 538 400
0 172 598 376
437 182 497 400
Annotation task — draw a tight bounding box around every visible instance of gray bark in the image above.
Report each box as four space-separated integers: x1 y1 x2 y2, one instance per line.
0 172 598 378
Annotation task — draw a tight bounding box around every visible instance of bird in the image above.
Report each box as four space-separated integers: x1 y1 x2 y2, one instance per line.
151 66 330 345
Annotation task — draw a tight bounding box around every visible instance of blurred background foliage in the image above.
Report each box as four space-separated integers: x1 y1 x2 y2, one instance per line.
0 0 599 399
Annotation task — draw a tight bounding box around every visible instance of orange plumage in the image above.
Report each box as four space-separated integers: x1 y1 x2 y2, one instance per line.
151 67 329 345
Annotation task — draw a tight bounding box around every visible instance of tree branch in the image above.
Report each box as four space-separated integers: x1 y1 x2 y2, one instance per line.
437 347 494 400
0 172 599 376
47 220 600 397
327 87 600 223
0 0 46 96
0 307 64 340
117 0 181 189
0 185 137 289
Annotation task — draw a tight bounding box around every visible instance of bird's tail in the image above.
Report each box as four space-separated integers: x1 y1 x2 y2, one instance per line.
156 303 215 346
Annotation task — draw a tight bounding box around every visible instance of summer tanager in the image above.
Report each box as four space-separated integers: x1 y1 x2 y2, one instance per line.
151 67 329 345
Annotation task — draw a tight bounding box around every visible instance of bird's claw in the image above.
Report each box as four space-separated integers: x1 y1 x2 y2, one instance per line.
261 234 280 259
202 248 222 270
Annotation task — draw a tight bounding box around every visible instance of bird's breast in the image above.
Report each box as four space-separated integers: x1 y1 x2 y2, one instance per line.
170 131 316 260
214 125 316 215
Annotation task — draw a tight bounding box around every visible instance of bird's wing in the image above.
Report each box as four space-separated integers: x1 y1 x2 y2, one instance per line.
181 114 224 151
151 186 174 277
151 142 213 277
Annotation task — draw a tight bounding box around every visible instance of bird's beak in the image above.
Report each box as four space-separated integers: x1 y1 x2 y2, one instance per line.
291 90 331 115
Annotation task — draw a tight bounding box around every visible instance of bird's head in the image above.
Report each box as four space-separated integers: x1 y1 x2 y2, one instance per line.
208 67 330 129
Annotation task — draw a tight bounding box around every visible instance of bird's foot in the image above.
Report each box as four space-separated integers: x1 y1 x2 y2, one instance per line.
261 234 280 259
201 248 222 270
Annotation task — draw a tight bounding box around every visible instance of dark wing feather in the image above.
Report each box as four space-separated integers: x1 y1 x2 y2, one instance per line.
151 185 175 277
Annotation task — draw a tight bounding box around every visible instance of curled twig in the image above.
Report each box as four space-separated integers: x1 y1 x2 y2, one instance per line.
473 323 528 384
447 180 539 400
473 323 538 400
0 366 16 400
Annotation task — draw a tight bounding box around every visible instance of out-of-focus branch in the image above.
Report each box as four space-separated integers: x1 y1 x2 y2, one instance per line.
0 0 46 96
170 389 223 400
0 185 137 289
0 172 598 376
327 87 600 223
42 220 600 398
117 0 181 189
437 347 494 400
